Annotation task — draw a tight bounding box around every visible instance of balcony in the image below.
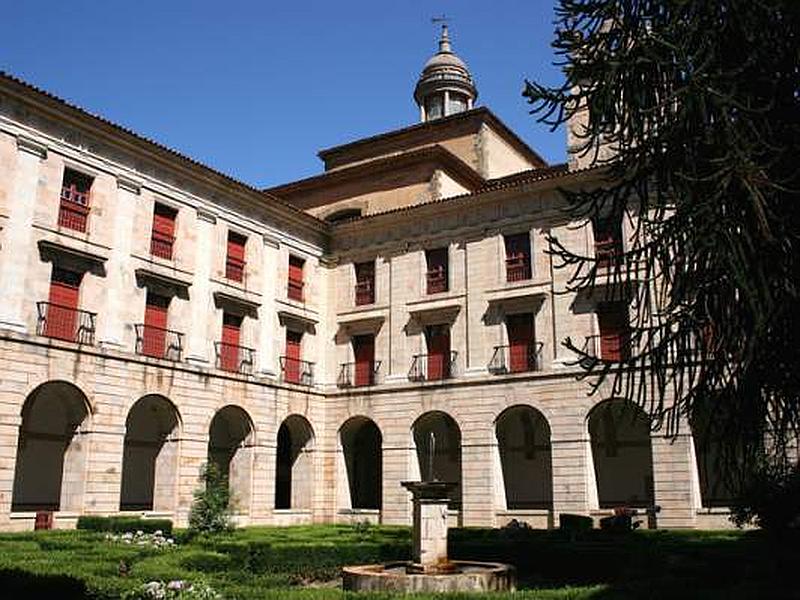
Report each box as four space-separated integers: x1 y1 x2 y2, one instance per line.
354 280 375 306
488 342 544 375
505 255 532 282
214 341 255 374
225 256 246 283
150 231 175 260
582 333 631 361
58 185 90 233
280 356 314 386
287 278 304 302
36 302 96 344
337 360 381 388
426 270 448 294
134 324 184 361
408 351 457 382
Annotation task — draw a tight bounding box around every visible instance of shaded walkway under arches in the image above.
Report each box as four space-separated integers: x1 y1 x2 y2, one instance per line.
208 405 254 513
120 394 180 511
275 415 315 510
588 399 654 508
340 416 382 510
496 405 553 509
12 381 91 512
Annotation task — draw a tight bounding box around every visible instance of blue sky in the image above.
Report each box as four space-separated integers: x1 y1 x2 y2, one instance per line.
2 1 564 187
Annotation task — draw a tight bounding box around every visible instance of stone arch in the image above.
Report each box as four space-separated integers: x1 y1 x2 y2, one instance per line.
119 395 181 512
411 410 462 508
587 399 654 508
495 404 553 509
275 414 315 510
12 380 91 512
208 405 255 514
339 416 382 511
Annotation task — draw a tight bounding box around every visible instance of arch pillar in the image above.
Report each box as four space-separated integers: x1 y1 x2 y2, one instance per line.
651 432 697 528
0 412 23 526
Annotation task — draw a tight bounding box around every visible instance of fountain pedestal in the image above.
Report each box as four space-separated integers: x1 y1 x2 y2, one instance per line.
401 480 456 573
342 479 516 593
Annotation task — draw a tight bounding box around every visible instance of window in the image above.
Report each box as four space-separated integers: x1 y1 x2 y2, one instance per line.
284 330 303 384
226 231 247 282
425 324 451 381
142 292 169 358
425 94 443 120
353 334 376 386
287 255 305 301
45 267 81 341
425 247 449 294
219 312 242 372
597 303 631 361
150 203 177 260
506 313 536 373
504 232 532 282
59 168 92 232
593 215 624 268
354 261 375 305
448 93 467 114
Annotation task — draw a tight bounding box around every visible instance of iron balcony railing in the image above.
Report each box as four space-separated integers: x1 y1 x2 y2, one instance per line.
287 278 304 302
582 333 631 362
58 185 90 232
408 351 457 382
487 342 544 375
426 269 448 294
36 301 96 345
225 256 246 282
134 324 184 361
280 356 315 386
594 239 624 268
337 360 382 388
505 255 532 282
150 230 175 260
354 280 375 305
215 341 255 374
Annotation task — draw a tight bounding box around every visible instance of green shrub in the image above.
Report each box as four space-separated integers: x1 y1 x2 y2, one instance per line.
731 463 800 532
558 514 593 533
180 551 233 573
188 463 233 536
75 516 173 534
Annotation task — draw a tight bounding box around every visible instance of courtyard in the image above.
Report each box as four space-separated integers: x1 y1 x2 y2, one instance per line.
0 524 795 599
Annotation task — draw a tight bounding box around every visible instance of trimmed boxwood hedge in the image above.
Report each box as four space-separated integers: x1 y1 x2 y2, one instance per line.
75 516 173 534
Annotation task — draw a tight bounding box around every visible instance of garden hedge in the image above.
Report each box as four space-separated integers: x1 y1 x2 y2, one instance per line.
75 516 173 535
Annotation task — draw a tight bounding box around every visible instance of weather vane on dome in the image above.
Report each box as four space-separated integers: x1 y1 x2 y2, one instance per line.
431 15 450 28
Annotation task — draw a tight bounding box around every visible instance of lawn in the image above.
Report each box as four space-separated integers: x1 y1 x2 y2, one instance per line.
0 524 796 599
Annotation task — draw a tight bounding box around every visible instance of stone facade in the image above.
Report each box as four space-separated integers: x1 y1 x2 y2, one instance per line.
0 67 733 532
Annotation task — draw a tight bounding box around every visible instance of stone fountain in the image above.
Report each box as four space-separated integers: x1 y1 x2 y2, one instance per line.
342 433 515 593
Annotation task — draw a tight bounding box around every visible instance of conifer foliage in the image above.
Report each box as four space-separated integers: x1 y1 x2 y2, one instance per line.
525 1 800 508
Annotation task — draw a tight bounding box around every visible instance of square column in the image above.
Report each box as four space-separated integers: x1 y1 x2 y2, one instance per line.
651 432 697 528
185 209 216 365
0 137 46 333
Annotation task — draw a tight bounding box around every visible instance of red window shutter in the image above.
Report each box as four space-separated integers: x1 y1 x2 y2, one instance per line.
288 256 304 301
151 204 177 259
594 217 623 267
220 313 242 371
355 261 375 305
143 293 169 358
598 304 630 361
353 334 375 386
426 248 448 294
46 268 80 340
285 330 302 383
226 232 246 282
426 325 450 380
504 233 532 282
507 313 534 373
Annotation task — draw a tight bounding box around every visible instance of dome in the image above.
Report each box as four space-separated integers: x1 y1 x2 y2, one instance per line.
414 25 478 121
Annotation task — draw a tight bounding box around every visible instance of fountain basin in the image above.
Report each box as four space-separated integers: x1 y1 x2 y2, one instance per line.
342 560 516 593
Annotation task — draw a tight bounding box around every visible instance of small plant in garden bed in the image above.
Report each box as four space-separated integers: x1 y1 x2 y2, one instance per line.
106 529 176 549
122 579 221 600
